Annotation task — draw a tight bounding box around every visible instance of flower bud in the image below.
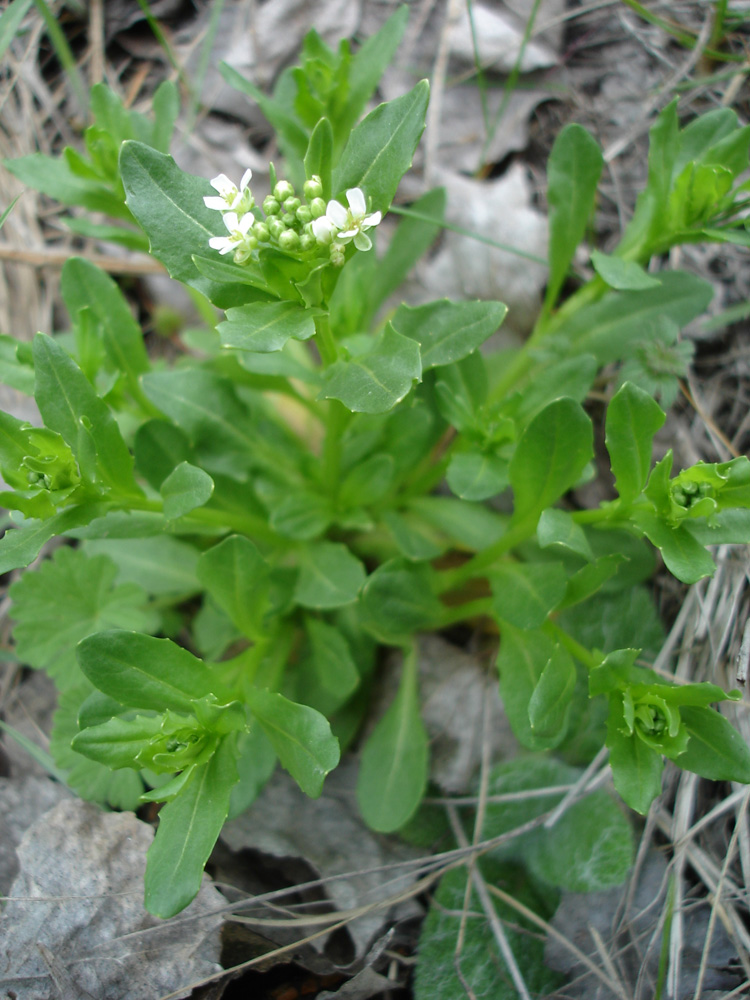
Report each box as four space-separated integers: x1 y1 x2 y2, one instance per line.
299 232 316 251
283 196 301 213
273 180 295 201
278 229 300 250
269 218 286 239
303 176 323 200
281 211 297 227
253 221 270 242
296 205 312 224
263 195 281 216
330 250 345 267
309 197 326 219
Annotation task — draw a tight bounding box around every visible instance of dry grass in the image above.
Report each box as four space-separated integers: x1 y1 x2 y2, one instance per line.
1 2 750 998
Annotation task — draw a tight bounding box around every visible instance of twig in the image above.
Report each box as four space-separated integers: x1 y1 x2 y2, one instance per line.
736 618 750 685
0 245 165 275
88 0 104 88
694 789 750 998
603 13 713 164
446 805 533 1000
544 744 609 829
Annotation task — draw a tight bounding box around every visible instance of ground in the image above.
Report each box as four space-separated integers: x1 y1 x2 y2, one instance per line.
1 1 750 998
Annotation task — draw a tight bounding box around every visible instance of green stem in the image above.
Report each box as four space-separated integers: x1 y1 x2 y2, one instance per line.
315 313 338 367
437 597 494 629
437 519 534 593
543 621 600 671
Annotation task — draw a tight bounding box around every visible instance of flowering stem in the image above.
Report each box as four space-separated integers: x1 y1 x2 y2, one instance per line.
315 314 338 367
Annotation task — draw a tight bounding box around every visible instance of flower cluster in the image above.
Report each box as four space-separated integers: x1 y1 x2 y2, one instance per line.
204 169 381 267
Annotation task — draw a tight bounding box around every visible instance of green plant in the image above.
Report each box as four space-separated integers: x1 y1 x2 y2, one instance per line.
3 7 750 944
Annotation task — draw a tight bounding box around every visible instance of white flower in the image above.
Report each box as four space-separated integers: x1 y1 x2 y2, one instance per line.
208 211 256 260
203 169 253 213
311 188 381 251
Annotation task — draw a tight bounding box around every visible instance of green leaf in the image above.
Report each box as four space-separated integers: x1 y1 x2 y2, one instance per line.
141 368 253 456
537 508 594 561
392 299 507 370
590 250 662 290
360 558 443 644
620 100 679 256
368 187 445 321
679 705 750 783
339 4 409 148
60 258 150 390
527 644 577 741
229 725 277 818
84 535 200 597
218 62 309 168
120 141 238 302
408 496 505 550
0 0 34 63
558 554 625 609
414 857 560 1000
333 80 430 214
245 687 339 797
10 547 155 687
446 447 508 501
33 334 138 495
523 791 633 892
509 398 593 527
340 453 395 508
557 271 713 365
559 587 665 662
303 617 360 713
294 541 366 609
3 152 129 218
605 381 666 503
77 630 215 712
196 535 270 639
496 626 562 751
50 684 145 810
269 491 331 540
320 324 421 414
382 510 443 561
71 714 165 769
144 738 239 917
0 504 103 574
151 79 180 153
490 561 568 630
304 117 333 199
160 461 214 519
545 124 603 310
356 649 428 832
0 333 34 394
635 510 717 584
134 419 194 490
218 301 316 353
607 725 664 815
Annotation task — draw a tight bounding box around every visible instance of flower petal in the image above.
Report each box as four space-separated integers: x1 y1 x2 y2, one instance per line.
209 236 233 253
363 211 382 229
203 195 228 211
337 227 358 239
326 200 349 229
346 188 366 217
210 173 234 195
312 217 337 243
238 213 255 234
353 231 372 251
222 212 240 233
240 168 253 190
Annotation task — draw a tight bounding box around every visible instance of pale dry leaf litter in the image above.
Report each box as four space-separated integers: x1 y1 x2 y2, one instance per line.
1 1 750 998
0 800 224 1000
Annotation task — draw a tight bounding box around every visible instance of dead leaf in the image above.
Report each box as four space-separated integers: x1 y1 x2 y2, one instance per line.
0 799 224 1000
